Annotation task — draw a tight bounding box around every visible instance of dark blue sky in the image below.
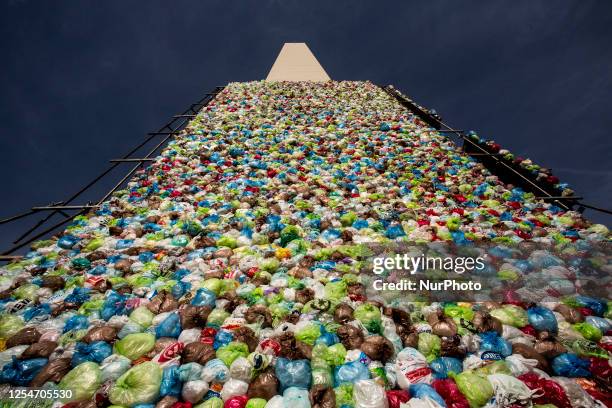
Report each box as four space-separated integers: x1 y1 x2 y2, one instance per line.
1 0 610 253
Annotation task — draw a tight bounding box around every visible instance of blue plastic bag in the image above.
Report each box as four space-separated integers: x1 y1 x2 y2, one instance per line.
71 341 112 366
101 291 128 321
409 384 447 408
275 358 312 391
479 331 512 357
0 357 48 386
191 288 216 308
63 315 90 333
155 313 182 338
333 359 370 386
551 353 591 377
575 296 607 317
527 306 558 333
213 329 234 350
430 357 463 379
585 316 611 334
160 366 182 397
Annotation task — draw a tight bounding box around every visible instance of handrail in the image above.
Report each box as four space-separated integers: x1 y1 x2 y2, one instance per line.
0 86 225 256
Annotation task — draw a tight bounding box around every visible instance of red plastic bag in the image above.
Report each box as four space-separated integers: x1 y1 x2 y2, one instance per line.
431 378 469 408
518 373 571 408
386 389 410 408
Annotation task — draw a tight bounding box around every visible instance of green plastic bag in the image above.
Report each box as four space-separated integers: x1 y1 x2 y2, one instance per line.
217 342 249 366
109 361 162 406
324 280 347 300
84 237 104 252
474 360 511 376
114 333 155 360
202 278 223 295
195 397 224 408
443 304 474 321
451 371 494 408
353 304 382 333
490 305 528 327
13 284 40 301
326 343 347 366
0 314 24 338
129 306 154 328
569 339 608 359
334 383 354 407
572 322 602 342
417 332 441 363
207 309 230 327
295 323 321 345
59 362 102 402
245 398 267 408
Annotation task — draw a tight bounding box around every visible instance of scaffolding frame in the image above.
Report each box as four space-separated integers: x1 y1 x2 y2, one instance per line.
0 86 225 260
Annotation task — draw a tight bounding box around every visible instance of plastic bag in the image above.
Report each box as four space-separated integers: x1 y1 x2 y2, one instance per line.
394 348 432 389
183 379 210 403
334 360 370 386
486 373 535 407
478 332 511 357
354 304 382 333
360 335 394 363
430 357 463 379
248 368 279 399
0 356 48 386
572 322 602 342
0 314 25 338
160 366 182 398
114 332 155 360
100 354 131 381
221 378 249 400
217 342 250 367
155 312 182 338
490 306 527 328
450 371 493 408
130 306 155 328
527 306 558 334
409 384 447 408
58 361 102 402
109 361 163 406
431 379 469 408
551 353 591 377
71 341 112 366
275 358 312 391
417 333 441 363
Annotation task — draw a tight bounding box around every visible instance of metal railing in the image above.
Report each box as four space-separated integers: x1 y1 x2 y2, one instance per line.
380 84 611 217
0 86 225 260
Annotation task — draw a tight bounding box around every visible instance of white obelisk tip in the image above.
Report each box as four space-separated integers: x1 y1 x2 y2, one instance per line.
266 43 331 82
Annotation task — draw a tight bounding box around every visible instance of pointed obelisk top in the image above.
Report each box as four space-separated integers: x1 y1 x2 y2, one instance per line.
266 43 331 82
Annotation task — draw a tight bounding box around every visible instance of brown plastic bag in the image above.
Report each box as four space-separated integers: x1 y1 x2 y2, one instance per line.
472 311 503 335
245 304 273 328
295 288 315 304
30 357 71 387
82 326 118 343
440 335 466 358
554 304 584 324
41 275 65 291
276 332 312 359
20 340 58 359
179 304 212 329
534 331 567 359
334 304 354 324
512 343 549 371
6 327 41 348
247 369 279 400
337 325 364 350
147 290 178 314
232 326 259 352
156 396 179 408
310 384 336 408
360 335 394 363
182 342 216 365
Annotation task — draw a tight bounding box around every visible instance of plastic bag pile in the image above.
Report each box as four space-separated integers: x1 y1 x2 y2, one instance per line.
0 81 610 408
